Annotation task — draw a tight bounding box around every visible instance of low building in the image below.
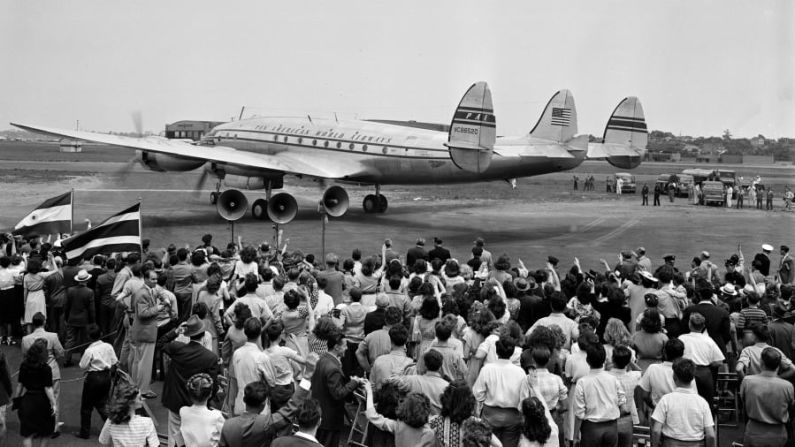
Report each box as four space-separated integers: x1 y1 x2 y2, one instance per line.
165 120 225 141
59 139 82 152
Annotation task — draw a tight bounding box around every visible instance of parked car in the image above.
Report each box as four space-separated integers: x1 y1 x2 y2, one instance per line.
701 181 725 206
615 172 637 193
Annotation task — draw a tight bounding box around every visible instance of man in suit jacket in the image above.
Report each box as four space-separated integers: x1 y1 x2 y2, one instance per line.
221 359 318 447
271 399 324 447
160 315 220 447
681 287 732 355
129 266 164 398
311 330 363 447
64 270 96 366
406 238 429 269
428 237 451 263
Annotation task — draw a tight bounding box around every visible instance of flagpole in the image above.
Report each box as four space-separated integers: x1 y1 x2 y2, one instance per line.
70 188 74 235
138 196 143 258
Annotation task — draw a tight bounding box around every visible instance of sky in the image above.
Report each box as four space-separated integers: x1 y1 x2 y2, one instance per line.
1 1 793 139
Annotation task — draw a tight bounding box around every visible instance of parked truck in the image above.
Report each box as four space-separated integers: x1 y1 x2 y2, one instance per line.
700 181 725 206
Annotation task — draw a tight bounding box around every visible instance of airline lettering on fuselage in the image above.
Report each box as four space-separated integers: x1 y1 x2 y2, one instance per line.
454 126 479 135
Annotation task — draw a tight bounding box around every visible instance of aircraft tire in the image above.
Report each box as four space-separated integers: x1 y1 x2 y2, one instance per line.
210 192 219 205
362 195 378 213
377 194 388 213
252 199 268 220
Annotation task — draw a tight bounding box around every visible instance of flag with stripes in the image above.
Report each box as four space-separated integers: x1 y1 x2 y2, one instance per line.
61 203 141 265
13 191 73 237
550 107 572 126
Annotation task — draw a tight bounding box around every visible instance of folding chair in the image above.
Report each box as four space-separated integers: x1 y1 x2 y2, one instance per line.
715 371 741 427
346 390 369 447
631 425 650 447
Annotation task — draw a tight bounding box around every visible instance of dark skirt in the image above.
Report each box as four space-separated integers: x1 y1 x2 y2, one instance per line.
0 288 17 324
18 390 55 437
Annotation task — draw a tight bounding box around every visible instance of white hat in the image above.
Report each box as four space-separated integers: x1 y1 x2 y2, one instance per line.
74 269 91 282
762 244 774 252
639 270 658 282
720 283 738 296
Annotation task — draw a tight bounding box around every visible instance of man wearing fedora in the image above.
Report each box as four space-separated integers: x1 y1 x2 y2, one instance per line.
161 314 220 447
63 269 96 367
768 304 795 361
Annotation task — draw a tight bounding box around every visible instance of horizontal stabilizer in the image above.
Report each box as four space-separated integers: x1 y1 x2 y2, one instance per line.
586 142 641 159
529 90 577 142
10 122 365 179
446 82 496 173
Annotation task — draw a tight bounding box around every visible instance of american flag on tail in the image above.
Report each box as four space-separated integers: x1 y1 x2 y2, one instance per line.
13 191 73 237
61 203 141 265
550 107 572 127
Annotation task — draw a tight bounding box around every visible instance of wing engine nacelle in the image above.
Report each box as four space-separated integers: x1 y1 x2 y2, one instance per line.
606 155 642 170
137 150 204 172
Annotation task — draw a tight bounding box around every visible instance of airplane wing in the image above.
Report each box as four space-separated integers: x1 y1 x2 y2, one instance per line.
10 123 366 179
586 142 642 159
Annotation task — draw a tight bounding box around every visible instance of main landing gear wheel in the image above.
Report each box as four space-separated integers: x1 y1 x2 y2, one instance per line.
210 192 219 205
251 199 268 220
363 195 378 213
377 194 388 213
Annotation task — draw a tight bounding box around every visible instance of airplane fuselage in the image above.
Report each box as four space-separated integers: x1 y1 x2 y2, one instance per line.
204 116 585 185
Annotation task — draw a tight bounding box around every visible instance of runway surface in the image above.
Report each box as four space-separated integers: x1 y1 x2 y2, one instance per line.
0 146 792 446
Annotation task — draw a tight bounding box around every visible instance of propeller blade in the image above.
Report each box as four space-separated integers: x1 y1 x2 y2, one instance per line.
131 111 143 137
193 169 210 197
116 156 139 182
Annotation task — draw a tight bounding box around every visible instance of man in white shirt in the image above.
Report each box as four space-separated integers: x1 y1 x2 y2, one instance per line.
77 325 118 439
231 317 276 415
638 339 696 417
573 344 628 447
679 312 724 407
651 358 716 447
394 349 449 415
527 293 579 350
473 337 525 447
736 323 795 380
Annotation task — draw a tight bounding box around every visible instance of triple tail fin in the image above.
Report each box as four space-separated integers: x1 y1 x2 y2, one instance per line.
446 82 496 173
602 97 647 152
529 90 577 142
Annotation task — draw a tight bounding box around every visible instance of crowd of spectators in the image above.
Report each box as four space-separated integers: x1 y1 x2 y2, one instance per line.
0 232 794 447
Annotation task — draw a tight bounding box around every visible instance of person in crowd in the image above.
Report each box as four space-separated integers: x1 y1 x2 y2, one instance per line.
313 276 335 322
316 253 345 306
21 312 63 434
364 381 437 447
129 266 163 398
525 346 566 444
264 321 307 411
740 347 795 447
224 273 274 325
76 324 117 439
429 380 496 447
461 418 495 447
779 245 793 285
572 344 627 447
311 327 365 447
365 293 389 335
22 259 49 334
42 255 66 338
357 306 403 375
160 315 221 447
473 336 525 447
179 373 224 447
370 324 413 388
229 317 274 415
169 248 194 322
650 358 716 447
413 294 442 361
519 396 556 447
195 275 224 354
637 339 688 421
393 349 449 415
768 304 795 360
14 339 57 446
601 318 634 370
280 288 315 359
221 303 251 365
681 287 731 357
407 238 430 269
98 382 159 447
679 312 724 406
608 346 640 447
63 269 96 366
271 399 324 447
736 291 768 330
631 309 668 372
0 343 11 447
417 318 467 381
0 255 19 346
527 292 579 350
736 323 795 379
153 272 179 380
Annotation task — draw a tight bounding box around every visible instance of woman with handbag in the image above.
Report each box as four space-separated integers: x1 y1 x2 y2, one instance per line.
14 338 57 447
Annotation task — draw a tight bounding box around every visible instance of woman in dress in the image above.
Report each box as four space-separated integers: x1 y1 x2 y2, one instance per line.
196 275 225 354
23 259 47 334
14 339 57 447
355 257 383 310
602 318 636 370
230 246 259 295
364 382 437 447
631 309 669 372
179 374 224 447
98 382 159 447
280 289 315 360
412 296 441 362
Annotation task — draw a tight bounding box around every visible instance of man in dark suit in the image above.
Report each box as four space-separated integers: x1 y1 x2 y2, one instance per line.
681 287 732 356
160 315 220 447
311 329 364 447
428 237 451 263
63 270 96 366
220 358 318 447
406 238 429 269
271 399 324 447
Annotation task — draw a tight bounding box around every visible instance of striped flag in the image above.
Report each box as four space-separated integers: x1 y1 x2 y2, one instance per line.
13 192 73 237
61 203 141 265
551 107 572 126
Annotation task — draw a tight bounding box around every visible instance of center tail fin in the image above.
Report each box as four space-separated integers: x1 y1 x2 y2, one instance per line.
529 90 577 142
445 82 496 173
